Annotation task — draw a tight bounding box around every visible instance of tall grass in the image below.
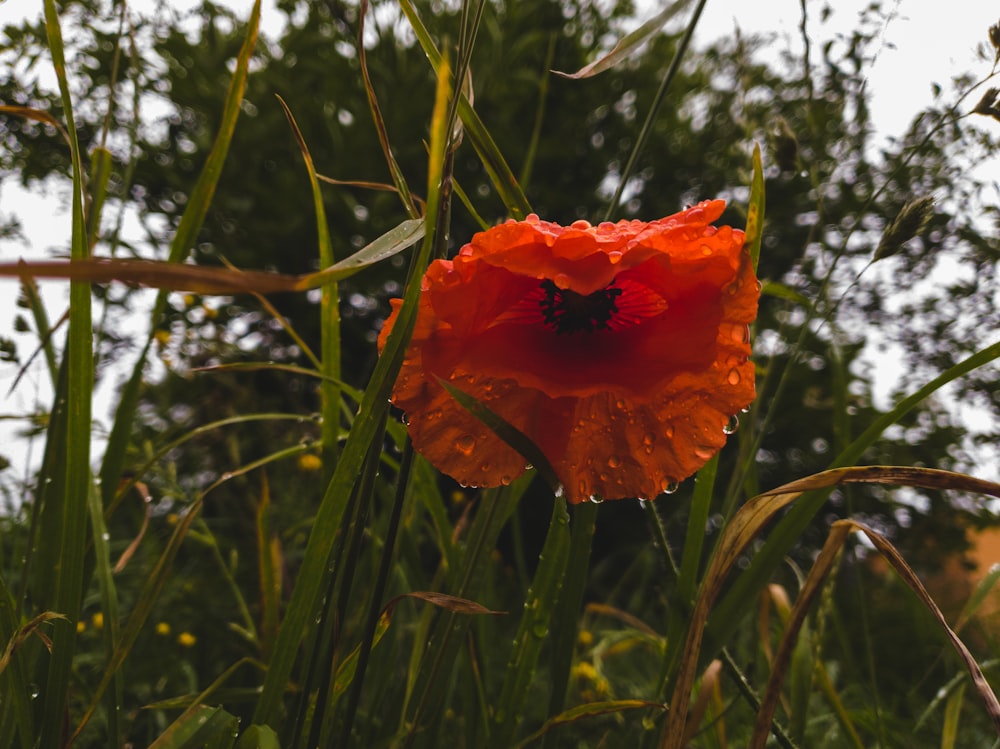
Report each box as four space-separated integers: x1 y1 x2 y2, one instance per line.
1 1 1000 748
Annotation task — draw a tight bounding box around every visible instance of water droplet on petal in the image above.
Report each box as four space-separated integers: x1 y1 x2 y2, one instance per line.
695 446 714 460
723 414 740 435
664 425 675 438
501 475 512 486
607 456 622 468
570 219 592 230
456 435 476 455
608 250 623 263
642 432 656 446
727 368 741 385
553 272 571 288
615 398 626 410
661 480 679 495
588 494 604 504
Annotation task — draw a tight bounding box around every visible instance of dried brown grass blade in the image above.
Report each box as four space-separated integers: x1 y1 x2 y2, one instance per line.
750 519 1000 746
660 466 1000 748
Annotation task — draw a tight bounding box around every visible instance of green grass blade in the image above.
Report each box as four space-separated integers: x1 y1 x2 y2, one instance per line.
86 479 123 748
603 0 708 220
276 95 341 473
398 0 531 218
401 478 530 744
251 49 454 734
148 705 239 749
745 142 765 272
99 0 261 508
489 497 572 749
553 0 695 79
543 501 598 744
72 444 310 743
298 218 425 288
37 0 93 744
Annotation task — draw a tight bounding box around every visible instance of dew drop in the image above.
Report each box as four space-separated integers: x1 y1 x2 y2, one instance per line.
588 495 604 504
501 475 512 486
727 368 741 385
607 456 622 468
608 250 623 263
615 398 626 410
553 272 571 288
661 480 679 495
456 435 476 455
577 479 588 496
29 683 39 700
480 462 492 472
531 621 550 638
695 446 714 460
642 432 656 446
570 219 592 230
664 425 675 438
723 414 740 435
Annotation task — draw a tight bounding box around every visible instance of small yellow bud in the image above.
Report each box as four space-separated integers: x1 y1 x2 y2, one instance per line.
177 632 197 647
298 453 322 472
91 612 104 630
156 622 171 636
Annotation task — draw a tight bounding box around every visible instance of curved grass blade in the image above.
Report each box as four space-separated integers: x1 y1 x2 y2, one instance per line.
276 94 341 471
358 0 419 219
554 0 694 79
515 700 664 748
660 466 1000 748
749 519 1000 746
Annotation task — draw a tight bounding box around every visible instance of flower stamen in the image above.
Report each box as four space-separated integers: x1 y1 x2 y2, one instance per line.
538 279 623 334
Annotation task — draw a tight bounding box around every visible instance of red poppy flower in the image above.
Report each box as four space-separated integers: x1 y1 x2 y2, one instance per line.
378 200 758 504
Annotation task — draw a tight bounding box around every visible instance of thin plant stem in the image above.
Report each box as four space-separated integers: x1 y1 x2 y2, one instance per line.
603 0 709 221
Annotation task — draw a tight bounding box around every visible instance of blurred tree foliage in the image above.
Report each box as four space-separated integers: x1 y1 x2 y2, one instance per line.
1 0 999 742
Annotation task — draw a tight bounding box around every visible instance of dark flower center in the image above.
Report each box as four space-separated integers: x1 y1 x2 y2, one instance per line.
538 279 624 334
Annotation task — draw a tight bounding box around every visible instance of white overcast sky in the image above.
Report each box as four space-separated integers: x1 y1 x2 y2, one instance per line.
0 0 997 479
